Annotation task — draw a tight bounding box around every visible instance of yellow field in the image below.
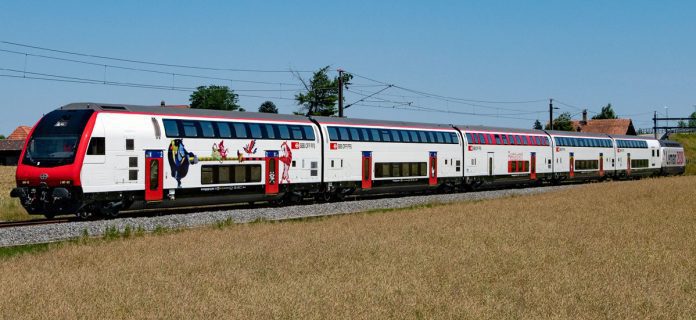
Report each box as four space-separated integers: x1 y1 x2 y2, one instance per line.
0 176 694 319
0 166 30 221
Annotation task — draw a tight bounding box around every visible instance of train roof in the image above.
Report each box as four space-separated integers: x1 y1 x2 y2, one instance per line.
607 134 658 141
454 125 545 135
659 140 683 148
311 116 454 130
59 102 314 123
544 130 610 138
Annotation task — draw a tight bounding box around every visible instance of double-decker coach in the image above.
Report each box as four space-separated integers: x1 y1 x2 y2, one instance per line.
13 103 323 218
658 140 685 176
311 116 462 197
546 131 615 181
609 134 661 178
455 125 553 188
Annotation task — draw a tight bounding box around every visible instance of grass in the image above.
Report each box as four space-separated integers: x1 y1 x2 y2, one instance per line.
0 166 32 221
0 176 695 319
670 133 696 175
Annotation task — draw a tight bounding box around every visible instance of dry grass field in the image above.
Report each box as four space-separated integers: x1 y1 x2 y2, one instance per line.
0 166 31 221
0 176 694 319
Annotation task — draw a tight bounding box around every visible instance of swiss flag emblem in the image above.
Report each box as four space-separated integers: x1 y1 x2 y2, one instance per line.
330 143 338 150
556 147 560 152
291 142 300 149
468 146 473 151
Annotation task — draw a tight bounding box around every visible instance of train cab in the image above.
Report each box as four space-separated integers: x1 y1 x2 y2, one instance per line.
658 140 686 176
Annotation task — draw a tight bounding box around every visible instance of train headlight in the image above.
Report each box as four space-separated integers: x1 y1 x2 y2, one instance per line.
59 180 73 186
20 180 30 185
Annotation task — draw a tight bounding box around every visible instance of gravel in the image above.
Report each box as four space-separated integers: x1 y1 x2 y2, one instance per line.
0 185 575 247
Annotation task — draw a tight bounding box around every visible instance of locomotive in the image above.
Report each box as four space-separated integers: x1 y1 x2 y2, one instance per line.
10 103 686 219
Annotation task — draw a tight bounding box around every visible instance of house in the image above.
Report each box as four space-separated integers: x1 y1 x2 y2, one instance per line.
0 125 31 165
571 110 637 135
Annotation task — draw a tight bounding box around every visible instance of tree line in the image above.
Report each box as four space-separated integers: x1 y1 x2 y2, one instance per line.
187 65 350 115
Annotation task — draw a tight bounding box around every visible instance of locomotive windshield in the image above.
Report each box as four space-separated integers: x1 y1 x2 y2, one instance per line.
22 109 94 167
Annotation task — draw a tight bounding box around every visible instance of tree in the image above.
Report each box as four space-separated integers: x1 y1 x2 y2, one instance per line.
189 85 242 111
533 119 543 130
689 112 696 128
545 112 574 131
294 66 352 116
258 101 278 113
678 120 687 128
0 135 5 140
592 103 618 119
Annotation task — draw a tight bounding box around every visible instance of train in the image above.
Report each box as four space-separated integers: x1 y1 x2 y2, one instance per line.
10 103 687 219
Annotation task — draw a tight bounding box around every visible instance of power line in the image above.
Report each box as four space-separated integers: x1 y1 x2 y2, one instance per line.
0 40 314 73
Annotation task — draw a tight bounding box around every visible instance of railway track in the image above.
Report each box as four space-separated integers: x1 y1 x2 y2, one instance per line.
0 217 75 229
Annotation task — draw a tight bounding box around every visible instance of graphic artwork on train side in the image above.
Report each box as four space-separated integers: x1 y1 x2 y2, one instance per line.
168 139 199 188
279 141 293 183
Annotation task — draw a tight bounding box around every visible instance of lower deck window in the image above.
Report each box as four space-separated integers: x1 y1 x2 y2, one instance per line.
375 162 427 178
508 160 529 173
630 159 649 168
201 164 262 184
575 160 599 170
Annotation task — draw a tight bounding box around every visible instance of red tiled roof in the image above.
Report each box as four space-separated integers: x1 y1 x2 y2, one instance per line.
6 126 32 141
571 119 636 135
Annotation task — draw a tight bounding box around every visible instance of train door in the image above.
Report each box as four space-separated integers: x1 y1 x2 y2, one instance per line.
145 150 163 202
265 150 279 195
361 151 372 189
627 153 631 176
599 153 604 177
569 152 575 178
530 152 537 180
429 152 438 186
487 152 494 176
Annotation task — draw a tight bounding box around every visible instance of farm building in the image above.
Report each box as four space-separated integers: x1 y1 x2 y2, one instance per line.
0 125 31 165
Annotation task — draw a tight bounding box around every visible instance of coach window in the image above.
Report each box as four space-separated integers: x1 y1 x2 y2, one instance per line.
391 130 401 142
181 121 198 137
287 126 302 140
349 128 360 141
200 121 215 138
381 130 392 142
162 119 180 137
443 132 452 144
264 124 276 139
302 126 315 140
360 128 370 142
328 127 339 141
334 127 346 141
271 125 286 139
249 124 262 139
233 123 248 138
369 129 380 142
409 131 419 143
126 139 134 151
466 133 473 144
216 123 232 138
400 130 411 142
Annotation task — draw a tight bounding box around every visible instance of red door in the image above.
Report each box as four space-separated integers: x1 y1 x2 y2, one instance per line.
265 150 279 195
428 152 438 186
530 152 537 180
627 153 631 176
361 151 372 189
145 150 163 201
569 152 575 178
599 153 604 177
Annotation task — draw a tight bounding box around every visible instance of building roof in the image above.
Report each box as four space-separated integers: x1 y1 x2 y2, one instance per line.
571 119 636 135
6 126 32 140
0 139 25 151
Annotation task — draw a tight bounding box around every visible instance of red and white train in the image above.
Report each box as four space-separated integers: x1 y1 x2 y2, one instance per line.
11 103 687 218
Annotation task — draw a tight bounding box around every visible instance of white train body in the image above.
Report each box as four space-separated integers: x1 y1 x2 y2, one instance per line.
457 126 553 185
313 117 463 193
12 103 687 218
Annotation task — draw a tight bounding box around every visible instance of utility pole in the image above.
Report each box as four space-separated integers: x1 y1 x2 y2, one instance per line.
549 98 554 130
338 69 344 118
653 111 657 139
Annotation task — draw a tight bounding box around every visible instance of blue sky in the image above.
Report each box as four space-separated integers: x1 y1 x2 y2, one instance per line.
1 1 695 135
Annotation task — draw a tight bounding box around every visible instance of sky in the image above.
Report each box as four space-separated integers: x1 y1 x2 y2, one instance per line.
1 1 695 135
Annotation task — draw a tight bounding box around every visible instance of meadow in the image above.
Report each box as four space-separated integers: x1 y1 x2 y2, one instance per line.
0 166 30 221
0 176 694 319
